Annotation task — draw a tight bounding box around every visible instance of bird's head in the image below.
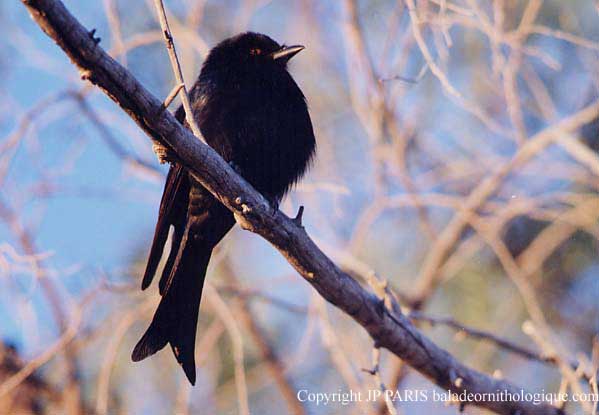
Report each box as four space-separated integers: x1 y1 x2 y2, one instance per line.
202 32 304 77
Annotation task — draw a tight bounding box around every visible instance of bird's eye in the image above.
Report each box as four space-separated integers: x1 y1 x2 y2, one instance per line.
249 48 262 56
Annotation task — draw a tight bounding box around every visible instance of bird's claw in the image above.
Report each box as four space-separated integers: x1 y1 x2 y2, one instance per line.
375 297 387 318
152 142 175 164
266 195 279 216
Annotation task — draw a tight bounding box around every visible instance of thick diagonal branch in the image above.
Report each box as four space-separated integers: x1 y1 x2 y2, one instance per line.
20 1 578 413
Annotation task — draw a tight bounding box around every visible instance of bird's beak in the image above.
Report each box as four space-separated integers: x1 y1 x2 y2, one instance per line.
270 45 305 63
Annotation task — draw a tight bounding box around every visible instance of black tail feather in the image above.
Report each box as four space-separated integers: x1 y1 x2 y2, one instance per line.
132 221 211 385
158 222 185 295
141 164 189 290
134 181 235 385
131 324 169 362
141 224 170 290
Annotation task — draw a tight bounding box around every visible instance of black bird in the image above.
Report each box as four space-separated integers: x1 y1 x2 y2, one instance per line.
131 32 316 384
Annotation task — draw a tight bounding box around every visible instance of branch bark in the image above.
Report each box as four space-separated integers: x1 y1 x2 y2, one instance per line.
21 0 569 413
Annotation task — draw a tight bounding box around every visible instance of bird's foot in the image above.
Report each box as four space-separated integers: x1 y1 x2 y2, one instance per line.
265 195 279 216
152 142 175 164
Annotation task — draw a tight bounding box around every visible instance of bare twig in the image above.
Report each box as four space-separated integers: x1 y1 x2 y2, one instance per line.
0 197 85 415
0 290 96 399
205 284 250 415
95 298 156 415
220 259 305 415
152 0 204 142
411 101 599 307
410 311 557 366
363 347 398 415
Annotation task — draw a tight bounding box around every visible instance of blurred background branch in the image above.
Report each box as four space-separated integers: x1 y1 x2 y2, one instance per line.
2 0 599 413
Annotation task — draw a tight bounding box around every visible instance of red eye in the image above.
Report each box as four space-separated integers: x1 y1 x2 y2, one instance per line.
249 48 262 56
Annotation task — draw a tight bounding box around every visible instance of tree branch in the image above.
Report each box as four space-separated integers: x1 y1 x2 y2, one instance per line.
151 0 204 141
20 0 572 413
409 311 561 367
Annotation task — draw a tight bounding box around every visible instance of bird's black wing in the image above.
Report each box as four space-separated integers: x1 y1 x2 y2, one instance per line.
141 105 190 290
141 163 189 290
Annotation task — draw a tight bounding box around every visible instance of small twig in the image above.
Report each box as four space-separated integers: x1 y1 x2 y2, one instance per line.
377 360 407 415
409 311 559 366
379 74 418 84
95 298 155 415
523 320 591 411
379 65 428 84
88 28 101 45
292 205 304 227
0 290 97 399
162 82 185 112
217 284 308 314
152 0 204 142
206 284 250 415
365 273 403 317
316 297 371 414
218 256 305 415
68 90 162 175
360 274 402 415
362 347 398 415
